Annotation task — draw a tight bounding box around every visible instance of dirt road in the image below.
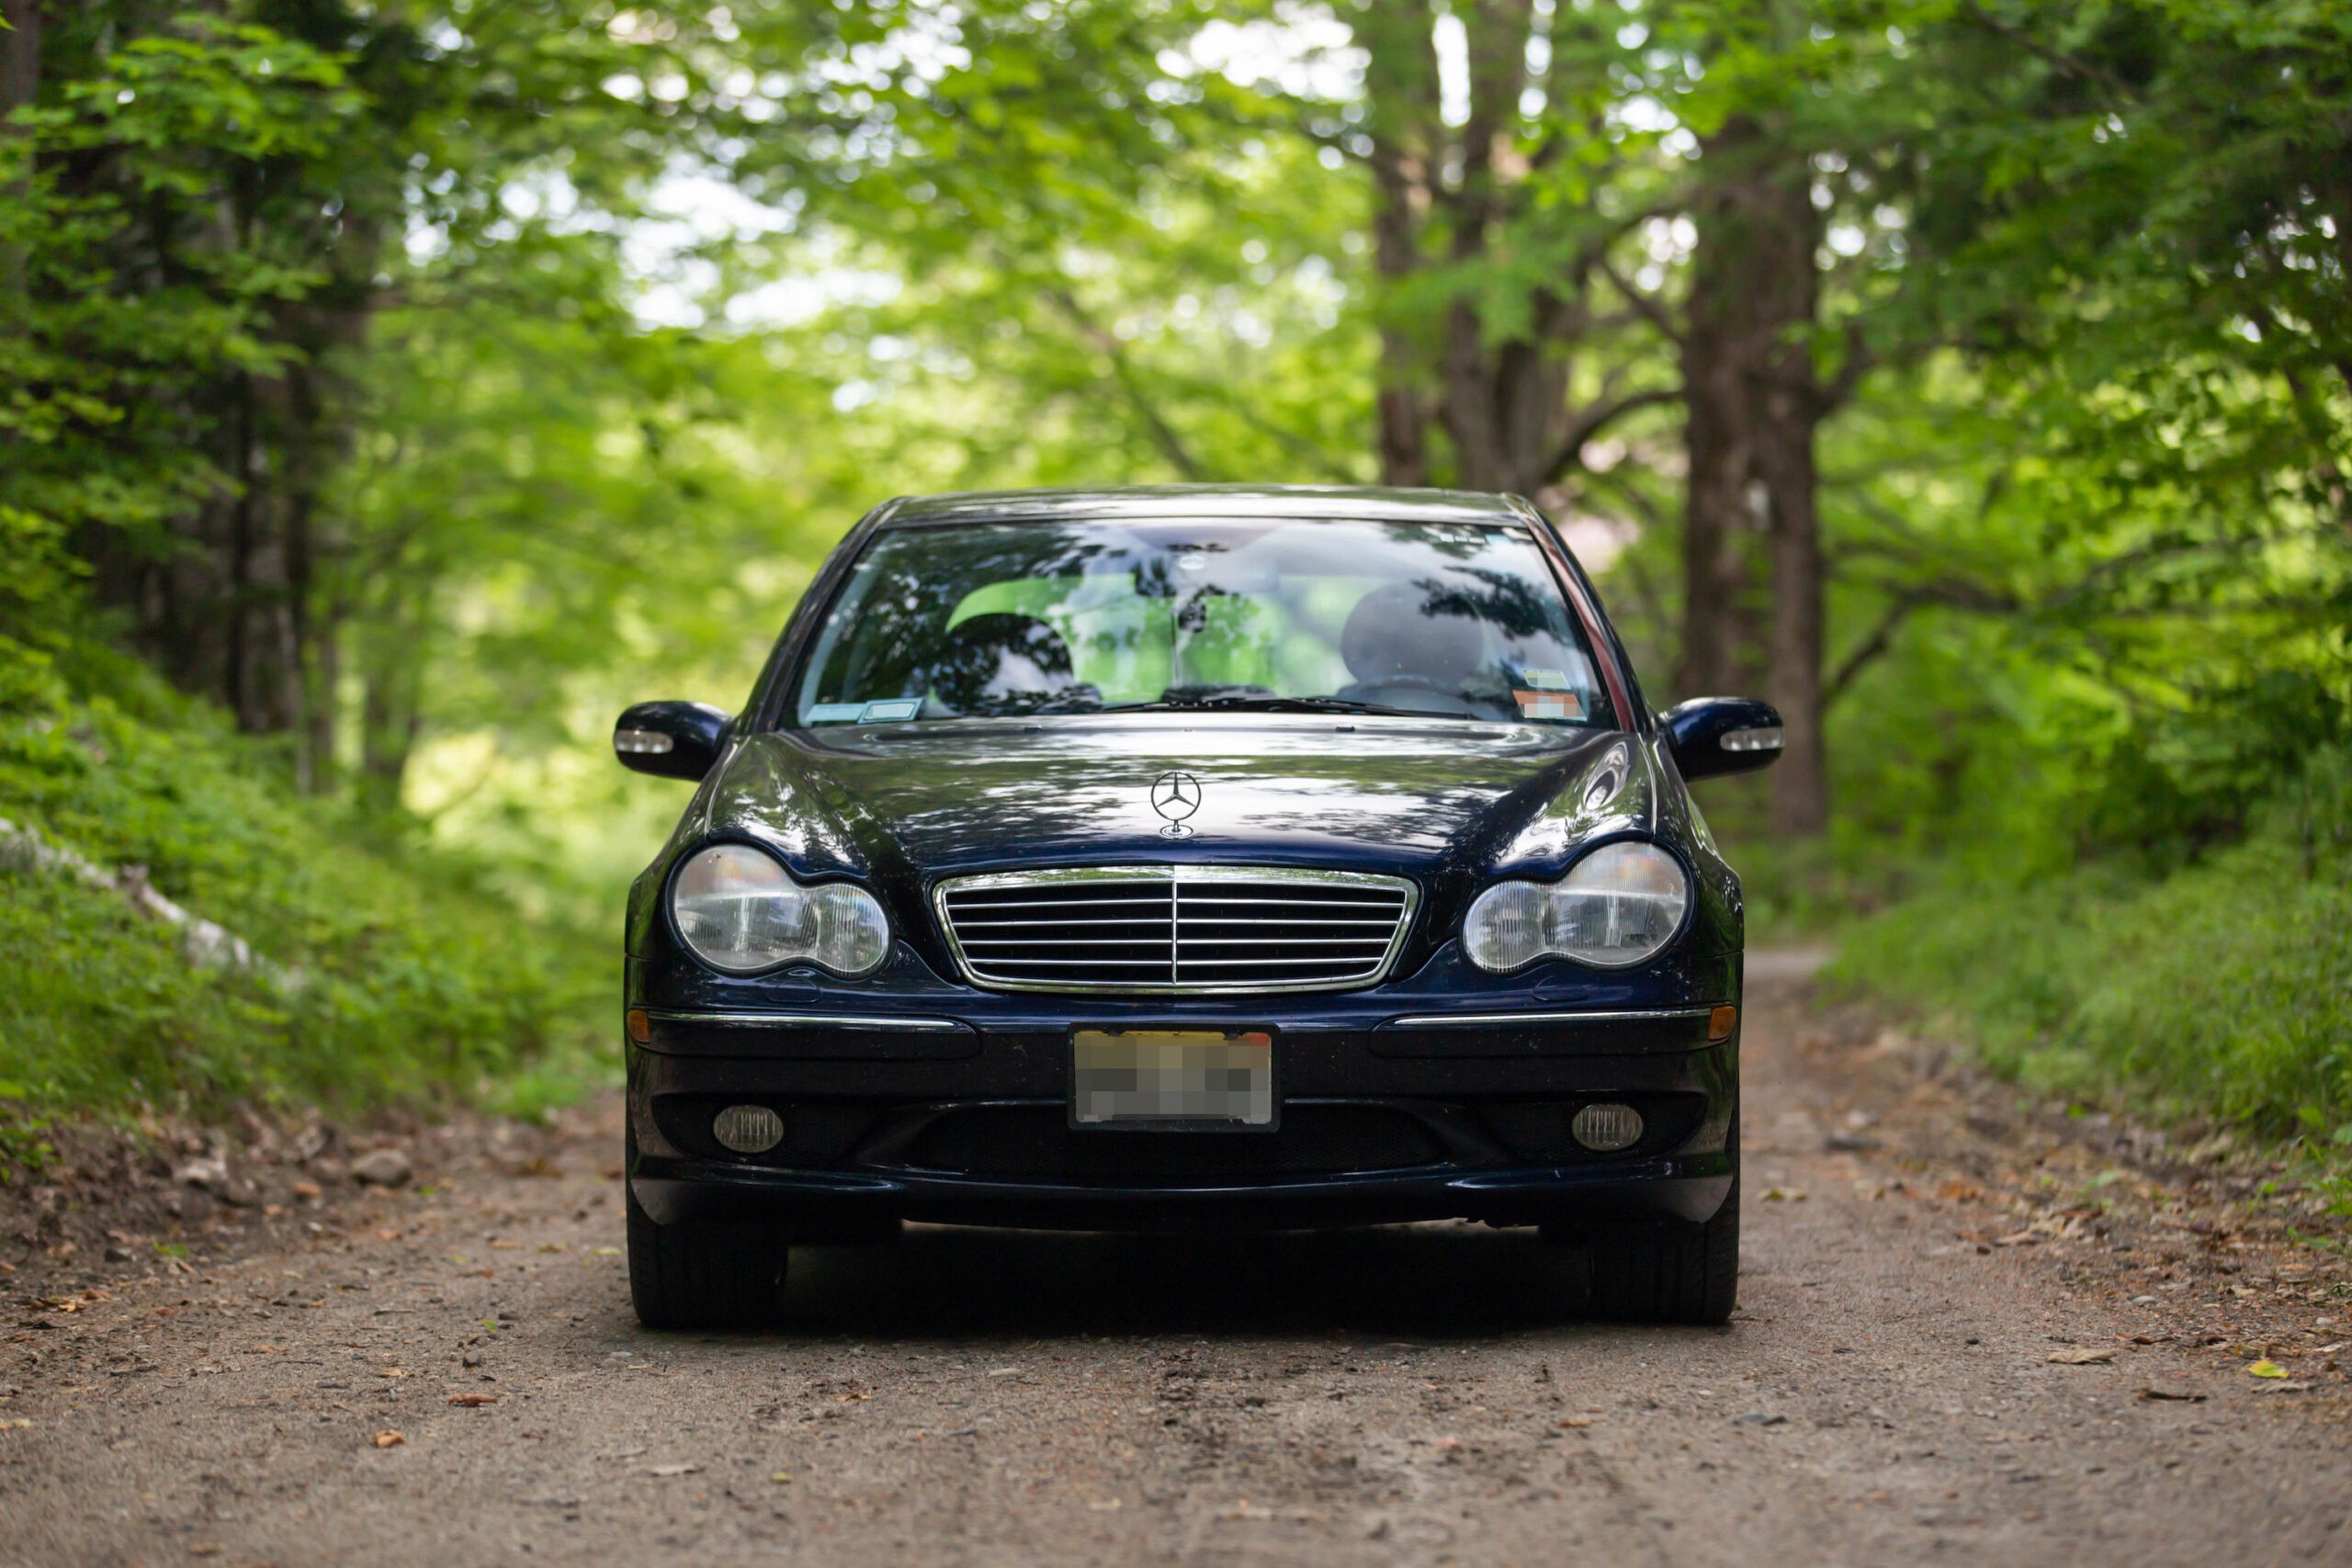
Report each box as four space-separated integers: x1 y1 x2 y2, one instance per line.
6 971 2348 1566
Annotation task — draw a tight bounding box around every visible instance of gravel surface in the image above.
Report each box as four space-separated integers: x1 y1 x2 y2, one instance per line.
6 970 2348 1565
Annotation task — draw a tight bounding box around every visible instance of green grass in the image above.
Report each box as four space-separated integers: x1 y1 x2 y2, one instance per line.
0 630 610 1156
1816 779 2352 1152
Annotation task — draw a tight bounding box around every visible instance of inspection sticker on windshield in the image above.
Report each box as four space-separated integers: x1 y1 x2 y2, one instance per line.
1071 1030 1274 1130
1515 689 1583 720
1518 668 1574 690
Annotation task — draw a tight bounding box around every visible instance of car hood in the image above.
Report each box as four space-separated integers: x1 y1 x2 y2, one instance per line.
695 715 1658 882
628 712 1739 981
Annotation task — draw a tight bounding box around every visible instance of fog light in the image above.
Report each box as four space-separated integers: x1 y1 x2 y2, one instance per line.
1571 1101 1644 1153
712 1104 785 1155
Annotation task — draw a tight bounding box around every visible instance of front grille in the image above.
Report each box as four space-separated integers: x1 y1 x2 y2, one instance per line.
934 867 1417 993
898 1104 1447 1180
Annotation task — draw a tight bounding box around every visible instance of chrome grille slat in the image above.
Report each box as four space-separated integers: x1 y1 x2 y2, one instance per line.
934 866 1418 994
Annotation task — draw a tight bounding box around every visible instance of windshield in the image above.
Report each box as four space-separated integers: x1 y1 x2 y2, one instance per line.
789 517 1617 729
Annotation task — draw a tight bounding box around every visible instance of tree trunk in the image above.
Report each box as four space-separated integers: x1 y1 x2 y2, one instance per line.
1360 0 1440 487
1351 0 1667 499
1676 230 1758 698
1758 370 1828 836
0 0 39 304
1678 116 1831 833
1371 155 1430 486
356 593 424 817
1749 170 1830 838
1677 120 1778 701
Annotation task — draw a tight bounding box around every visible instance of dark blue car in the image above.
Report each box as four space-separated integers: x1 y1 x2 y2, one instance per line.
614 486 1781 1328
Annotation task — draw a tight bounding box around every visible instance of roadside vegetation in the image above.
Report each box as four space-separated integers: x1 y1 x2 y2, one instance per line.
1 1 2345 1186
1 565 605 1164
2 620 606 1152
1817 764 2351 1155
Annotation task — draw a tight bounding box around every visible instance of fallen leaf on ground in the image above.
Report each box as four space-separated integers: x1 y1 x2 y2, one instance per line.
1433 1436 1463 1450
372 1430 405 1449
447 1393 498 1407
2245 1359 2289 1379
2046 1348 2116 1365
1995 1231 2041 1247
1761 1188 1807 1201
1556 1416 1594 1428
376 1368 406 1379
587 1247 620 1258
648 1462 701 1477
2139 1387 2206 1402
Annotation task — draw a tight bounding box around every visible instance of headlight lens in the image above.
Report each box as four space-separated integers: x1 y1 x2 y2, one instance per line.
1462 842 1690 972
670 844 889 976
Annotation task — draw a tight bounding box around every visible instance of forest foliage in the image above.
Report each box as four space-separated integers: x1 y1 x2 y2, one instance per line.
0 1 2346 1150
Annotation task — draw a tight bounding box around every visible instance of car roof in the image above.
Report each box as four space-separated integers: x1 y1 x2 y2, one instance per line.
873 484 1537 528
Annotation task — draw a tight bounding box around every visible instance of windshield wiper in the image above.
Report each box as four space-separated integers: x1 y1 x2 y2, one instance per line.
1105 693 1439 718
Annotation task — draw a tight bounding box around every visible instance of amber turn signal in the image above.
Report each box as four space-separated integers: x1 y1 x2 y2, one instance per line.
625 1008 651 1044
1707 1004 1736 1043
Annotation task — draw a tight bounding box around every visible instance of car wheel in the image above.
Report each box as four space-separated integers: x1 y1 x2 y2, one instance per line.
1578 1183 1739 1325
625 1179 790 1331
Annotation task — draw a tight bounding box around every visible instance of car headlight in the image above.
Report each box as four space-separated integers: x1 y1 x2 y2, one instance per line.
1461 842 1690 973
669 844 890 976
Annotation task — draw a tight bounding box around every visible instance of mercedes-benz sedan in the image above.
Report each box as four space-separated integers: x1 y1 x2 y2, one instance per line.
614 486 1782 1328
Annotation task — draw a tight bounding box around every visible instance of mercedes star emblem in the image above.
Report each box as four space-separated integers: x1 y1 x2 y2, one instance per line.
1149 770 1202 838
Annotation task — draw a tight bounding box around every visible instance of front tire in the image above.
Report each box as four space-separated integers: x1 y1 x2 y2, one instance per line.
626 1180 790 1331
1579 1184 1739 1325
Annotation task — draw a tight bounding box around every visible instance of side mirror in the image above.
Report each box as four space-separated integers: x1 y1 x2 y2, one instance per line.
613 701 731 781
1662 696 1784 781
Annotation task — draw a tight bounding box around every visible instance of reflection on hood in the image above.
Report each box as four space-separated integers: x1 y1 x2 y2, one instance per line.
697 715 1657 882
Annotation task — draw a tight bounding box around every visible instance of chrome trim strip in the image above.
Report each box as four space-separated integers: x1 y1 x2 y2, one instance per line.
933 865 1420 995
1385 1007 1716 1029
646 1010 966 1033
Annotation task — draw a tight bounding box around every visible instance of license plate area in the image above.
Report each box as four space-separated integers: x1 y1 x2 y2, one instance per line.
1069 1029 1276 1131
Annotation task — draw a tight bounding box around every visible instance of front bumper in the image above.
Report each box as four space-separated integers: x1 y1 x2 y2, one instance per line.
628 1147 1735 1232
625 1003 1738 1232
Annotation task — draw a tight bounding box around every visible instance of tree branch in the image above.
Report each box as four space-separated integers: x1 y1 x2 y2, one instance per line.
1541 386 1681 485
1045 287 1208 481
1815 320 1875 413
1824 597 1915 706
1595 254 1683 348
1960 2 2135 99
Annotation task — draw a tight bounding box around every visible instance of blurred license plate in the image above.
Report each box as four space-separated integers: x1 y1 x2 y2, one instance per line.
1070 1030 1274 1129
